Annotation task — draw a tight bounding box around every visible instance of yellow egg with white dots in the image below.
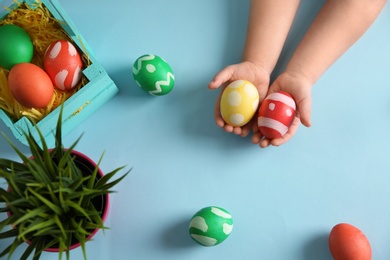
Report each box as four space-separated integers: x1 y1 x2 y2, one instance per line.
220 80 259 127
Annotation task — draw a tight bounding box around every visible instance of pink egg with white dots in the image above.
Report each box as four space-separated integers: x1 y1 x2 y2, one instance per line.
43 40 83 91
257 91 296 139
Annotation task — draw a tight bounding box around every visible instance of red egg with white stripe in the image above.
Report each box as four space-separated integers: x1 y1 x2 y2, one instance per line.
43 40 83 91
257 91 296 139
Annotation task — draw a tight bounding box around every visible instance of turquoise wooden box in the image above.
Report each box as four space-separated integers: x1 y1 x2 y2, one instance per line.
0 0 118 146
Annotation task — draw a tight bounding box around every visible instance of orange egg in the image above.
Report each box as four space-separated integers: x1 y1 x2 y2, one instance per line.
329 223 372 260
8 63 54 108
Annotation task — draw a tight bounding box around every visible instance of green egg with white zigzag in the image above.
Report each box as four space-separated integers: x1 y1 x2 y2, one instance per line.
132 54 174 96
189 206 233 247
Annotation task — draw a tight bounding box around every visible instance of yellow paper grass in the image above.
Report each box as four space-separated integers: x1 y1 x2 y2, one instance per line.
0 1 89 123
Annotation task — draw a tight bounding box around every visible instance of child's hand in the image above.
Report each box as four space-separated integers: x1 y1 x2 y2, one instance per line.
208 61 270 137
252 72 313 148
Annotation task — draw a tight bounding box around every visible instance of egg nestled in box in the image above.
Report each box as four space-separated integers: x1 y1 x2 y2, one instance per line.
8 63 54 108
0 24 34 70
220 80 259 127
44 39 83 91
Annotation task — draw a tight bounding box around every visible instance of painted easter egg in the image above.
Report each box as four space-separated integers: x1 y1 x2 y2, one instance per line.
8 63 54 108
189 206 233 247
0 24 33 70
257 91 296 139
43 40 83 91
132 54 174 96
329 223 372 260
220 80 259 126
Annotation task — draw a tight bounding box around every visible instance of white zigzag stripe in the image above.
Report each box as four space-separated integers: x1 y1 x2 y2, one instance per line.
150 72 175 95
133 54 155 75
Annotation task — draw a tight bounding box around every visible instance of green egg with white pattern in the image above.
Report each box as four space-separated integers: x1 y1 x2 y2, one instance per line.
132 54 175 96
189 206 233 246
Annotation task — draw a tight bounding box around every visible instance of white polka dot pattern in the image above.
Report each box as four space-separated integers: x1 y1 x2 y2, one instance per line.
257 91 296 139
220 80 259 127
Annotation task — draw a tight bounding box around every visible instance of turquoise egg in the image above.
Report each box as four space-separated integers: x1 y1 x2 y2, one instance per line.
0 24 34 70
132 54 174 96
189 206 233 246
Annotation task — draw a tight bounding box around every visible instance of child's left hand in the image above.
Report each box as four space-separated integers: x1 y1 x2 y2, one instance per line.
252 71 313 148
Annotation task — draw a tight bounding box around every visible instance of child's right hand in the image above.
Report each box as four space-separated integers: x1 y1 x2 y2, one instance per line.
208 61 270 137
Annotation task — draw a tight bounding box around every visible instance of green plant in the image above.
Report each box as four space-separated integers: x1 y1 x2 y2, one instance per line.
0 106 129 260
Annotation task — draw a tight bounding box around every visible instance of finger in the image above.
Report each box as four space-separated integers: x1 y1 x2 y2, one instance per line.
208 78 223 90
233 127 242 135
259 138 271 148
239 119 256 137
224 124 234 133
213 88 225 127
251 121 262 142
297 97 312 127
252 123 259 134
251 132 262 144
270 117 300 146
240 124 252 137
208 66 235 89
215 116 225 128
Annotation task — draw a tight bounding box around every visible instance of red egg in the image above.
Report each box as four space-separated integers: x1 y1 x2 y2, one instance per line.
8 63 54 108
329 223 372 260
257 91 296 139
43 40 83 91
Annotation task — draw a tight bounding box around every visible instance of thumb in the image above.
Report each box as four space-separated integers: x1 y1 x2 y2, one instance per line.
208 65 235 90
297 97 312 127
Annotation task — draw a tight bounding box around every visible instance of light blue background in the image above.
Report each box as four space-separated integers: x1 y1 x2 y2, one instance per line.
1 0 390 259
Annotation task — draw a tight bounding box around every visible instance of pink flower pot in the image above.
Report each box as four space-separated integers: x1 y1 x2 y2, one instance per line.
7 149 110 252
46 150 110 252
